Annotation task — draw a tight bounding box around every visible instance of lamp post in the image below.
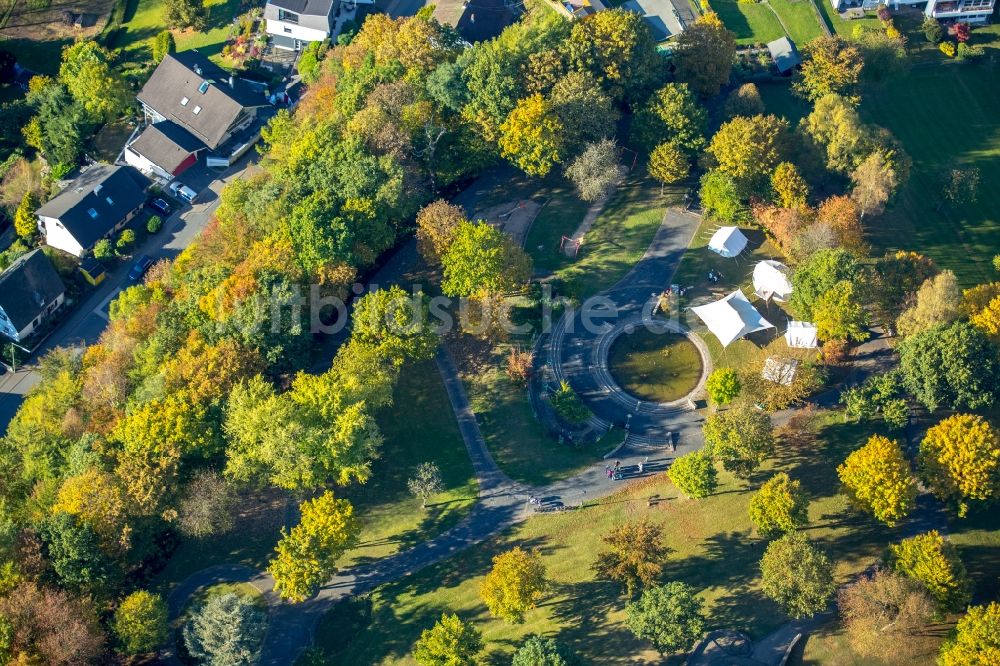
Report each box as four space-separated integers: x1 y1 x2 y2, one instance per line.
7 340 30 373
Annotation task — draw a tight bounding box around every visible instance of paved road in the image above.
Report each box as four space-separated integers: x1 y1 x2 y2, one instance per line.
0 157 258 435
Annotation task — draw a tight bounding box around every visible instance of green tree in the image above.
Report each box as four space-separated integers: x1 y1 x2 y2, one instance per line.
564 138 626 202
24 81 88 171
631 83 706 152
39 512 113 594
918 414 1000 517
116 228 136 251
13 191 38 239
667 451 717 499
268 491 358 602
625 582 705 655
760 532 836 618
888 531 972 612
838 435 916 526
673 12 737 97
441 220 531 297
813 279 869 342
699 171 745 223
898 321 999 411
151 30 176 64
93 238 113 260
748 472 809 538
163 0 207 30
771 162 809 209
480 547 548 623
703 403 774 481
794 36 863 103
707 114 788 191
146 215 164 233
351 286 438 365
499 94 564 176
549 71 618 155
113 590 168 655
512 636 579 666
183 593 265 665
593 519 668 597
940 602 1000 666
413 613 482 666
789 248 861 320
58 40 128 123
705 367 741 405
549 380 589 424
802 94 874 174
407 462 443 509
648 141 690 194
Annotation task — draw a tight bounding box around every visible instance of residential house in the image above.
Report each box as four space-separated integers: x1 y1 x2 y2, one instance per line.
829 0 994 23
125 51 271 178
767 37 800 75
0 249 67 343
264 0 341 50
35 164 146 258
432 0 518 42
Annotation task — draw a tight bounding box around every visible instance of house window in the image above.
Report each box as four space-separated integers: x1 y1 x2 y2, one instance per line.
193 106 202 115
105 196 114 206
284 26 292 33
278 8 299 23
181 96 190 106
198 81 210 94
87 208 98 219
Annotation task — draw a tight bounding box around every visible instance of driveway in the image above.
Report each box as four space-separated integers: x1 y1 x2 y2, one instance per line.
0 153 259 435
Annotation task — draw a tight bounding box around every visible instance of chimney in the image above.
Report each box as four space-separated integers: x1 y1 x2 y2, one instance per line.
228 74 235 88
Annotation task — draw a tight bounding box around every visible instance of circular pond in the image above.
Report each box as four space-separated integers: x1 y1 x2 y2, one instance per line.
607 327 704 403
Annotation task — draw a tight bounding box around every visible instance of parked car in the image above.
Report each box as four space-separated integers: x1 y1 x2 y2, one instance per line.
168 181 198 204
128 255 154 282
147 197 172 215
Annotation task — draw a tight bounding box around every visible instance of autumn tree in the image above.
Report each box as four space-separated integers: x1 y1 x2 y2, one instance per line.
802 94 874 174
724 82 764 117
564 138 626 202
813 279 869 342
888 531 972 612
631 82 706 152
850 150 899 218
480 547 548 623
707 114 788 192
625 582 705 655
413 613 482 666
867 251 938 325
896 271 963 337
940 602 1000 666
441 220 531 298
748 473 810 538
416 200 466 264
705 367 741 405
760 532 836 618
113 590 168 655
794 36 863 103
499 94 564 177
703 403 775 481
0 582 105 664
898 321 999 411
771 162 809 209
673 12 737 97
965 283 1000 340
648 141 690 194
58 40 129 123
838 435 916 526
268 491 358 602
593 519 669 597
789 248 861 320
163 0 207 30
837 569 934 660
351 286 438 364
13 192 38 239
407 462 443 509
176 470 235 538
815 195 864 251
667 451 717 499
919 414 1000 517
183 593 265 665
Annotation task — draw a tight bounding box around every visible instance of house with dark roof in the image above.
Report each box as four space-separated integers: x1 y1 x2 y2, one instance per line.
432 0 518 43
264 0 341 50
0 249 67 342
125 51 270 178
767 37 800 75
36 164 146 258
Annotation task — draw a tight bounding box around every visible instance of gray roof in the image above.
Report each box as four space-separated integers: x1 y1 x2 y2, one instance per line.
137 51 268 150
267 0 336 16
767 37 800 74
0 249 66 334
128 121 204 173
36 165 146 251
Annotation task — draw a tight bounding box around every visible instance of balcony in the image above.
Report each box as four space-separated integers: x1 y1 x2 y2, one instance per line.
929 0 995 16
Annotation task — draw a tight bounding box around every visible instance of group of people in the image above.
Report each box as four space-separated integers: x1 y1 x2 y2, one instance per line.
707 269 723 283
605 459 647 481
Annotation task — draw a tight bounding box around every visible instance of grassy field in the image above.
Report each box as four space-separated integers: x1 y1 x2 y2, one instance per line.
113 0 242 64
607 328 704 402
813 0 880 37
713 0 785 44
768 0 825 44
861 64 1000 285
310 409 963 664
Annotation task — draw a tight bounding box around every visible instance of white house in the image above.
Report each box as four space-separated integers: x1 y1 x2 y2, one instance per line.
35 165 146 258
829 0 994 23
0 249 67 343
264 0 340 50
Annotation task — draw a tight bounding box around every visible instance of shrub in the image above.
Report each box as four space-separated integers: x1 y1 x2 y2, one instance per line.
939 41 956 57
113 590 168 655
116 228 136 250
93 238 113 259
705 367 741 405
146 215 163 233
957 42 985 61
922 17 942 43
550 380 589 424
953 22 971 42
668 451 717 499
876 4 890 21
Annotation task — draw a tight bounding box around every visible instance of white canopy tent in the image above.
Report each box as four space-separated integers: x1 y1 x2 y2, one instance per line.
753 260 793 302
691 290 775 348
785 320 819 349
708 226 748 258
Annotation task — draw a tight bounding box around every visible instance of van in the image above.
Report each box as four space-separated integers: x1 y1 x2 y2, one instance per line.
168 181 198 204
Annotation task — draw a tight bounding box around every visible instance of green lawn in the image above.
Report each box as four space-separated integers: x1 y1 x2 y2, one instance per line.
860 65 1000 285
311 410 949 664
608 328 704 402
767 0 824 44
758 80 810 125
813 0 880 37
713 0 785 44
113 0 242 65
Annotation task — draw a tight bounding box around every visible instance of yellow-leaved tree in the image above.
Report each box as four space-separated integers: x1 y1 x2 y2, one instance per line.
940 602 1000 666
964 282 1000 340
498 94 564 177
918 414 1000 517
480 547 548 623
269 491 357 603
837 435 916 526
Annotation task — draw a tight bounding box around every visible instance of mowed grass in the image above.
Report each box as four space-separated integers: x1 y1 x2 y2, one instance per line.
713 0 785 44
814 0 880 37
312 410 932 665
768 0 824 44
861 65 1000 285
337 360 478 570
114 0 241 65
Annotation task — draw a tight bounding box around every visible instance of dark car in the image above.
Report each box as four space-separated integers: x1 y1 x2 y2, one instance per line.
128 255 154 282
147 198 172 215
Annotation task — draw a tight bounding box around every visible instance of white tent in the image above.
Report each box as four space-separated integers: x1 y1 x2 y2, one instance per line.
690 290 775 348
753 260 793 302
785 320 819 349
708 226 748 258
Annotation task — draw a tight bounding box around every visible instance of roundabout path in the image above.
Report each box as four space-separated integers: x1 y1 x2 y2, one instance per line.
164 207 704 664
